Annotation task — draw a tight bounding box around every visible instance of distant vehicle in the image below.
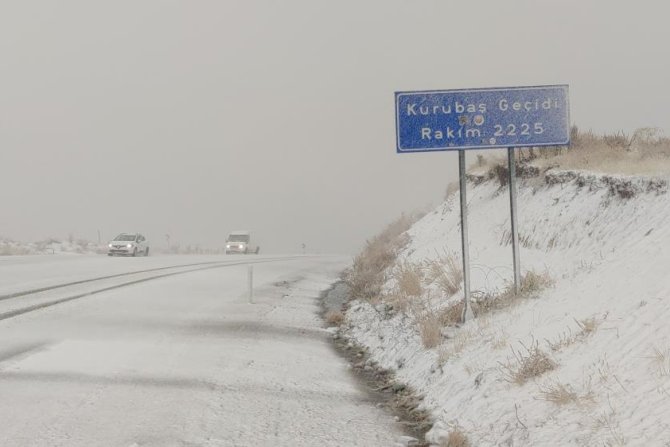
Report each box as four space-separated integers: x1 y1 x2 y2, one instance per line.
107 233 149 257
225 231 259 254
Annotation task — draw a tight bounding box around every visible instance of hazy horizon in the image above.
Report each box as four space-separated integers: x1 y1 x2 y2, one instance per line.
2 1 669 254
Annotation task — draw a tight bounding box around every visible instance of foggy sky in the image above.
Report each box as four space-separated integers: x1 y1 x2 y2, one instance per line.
1 1 669 254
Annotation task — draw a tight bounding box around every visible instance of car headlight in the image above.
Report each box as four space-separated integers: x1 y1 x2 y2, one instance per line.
126 244 132 248
238 244 244 249
108 244 112 248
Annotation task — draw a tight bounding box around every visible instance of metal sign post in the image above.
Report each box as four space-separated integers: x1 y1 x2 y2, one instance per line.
459 150 474 322
508 148 521 294
248 265 254 304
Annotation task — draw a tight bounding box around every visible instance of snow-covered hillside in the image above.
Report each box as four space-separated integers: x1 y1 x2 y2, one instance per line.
342 168 670 446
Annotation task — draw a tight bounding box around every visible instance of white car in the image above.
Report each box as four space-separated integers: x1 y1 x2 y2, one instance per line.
107 233 149 257
225 231 260 254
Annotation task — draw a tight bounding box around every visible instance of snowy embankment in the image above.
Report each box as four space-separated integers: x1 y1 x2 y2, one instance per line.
342 168 670 446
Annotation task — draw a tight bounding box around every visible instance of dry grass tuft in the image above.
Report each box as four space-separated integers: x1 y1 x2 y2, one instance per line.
437 301 465 327
576 317 600 336
538 382 578 405
436 329 475 365
383 292 412 314
546 328 577 352
463 360 483 376
437 346 451 366
476 270 554 315
441 427 471 447
426 254 463 297
546 316 602 352
324 310 345 327
417 314 442 349
519 270 555 296
345 214 418 300
491 329 509 350
492 163 510 187
396 262 424 298
538 381 594 406
451 329 475 356
500 340 557 385
593 397 627 446
651 346 670 376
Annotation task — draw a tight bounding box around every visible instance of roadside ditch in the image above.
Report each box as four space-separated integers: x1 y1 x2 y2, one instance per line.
320 281 433 447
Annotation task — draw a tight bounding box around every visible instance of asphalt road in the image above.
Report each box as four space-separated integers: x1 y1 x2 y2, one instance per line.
0 255 402 447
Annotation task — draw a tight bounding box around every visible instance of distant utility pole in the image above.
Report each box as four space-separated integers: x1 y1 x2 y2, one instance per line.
165 234 170 251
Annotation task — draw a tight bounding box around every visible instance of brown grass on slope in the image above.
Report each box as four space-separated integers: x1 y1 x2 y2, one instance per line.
345 213 420 301
473 126 670 176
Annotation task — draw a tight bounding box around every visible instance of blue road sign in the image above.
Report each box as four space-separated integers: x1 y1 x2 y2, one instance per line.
395 85 569 153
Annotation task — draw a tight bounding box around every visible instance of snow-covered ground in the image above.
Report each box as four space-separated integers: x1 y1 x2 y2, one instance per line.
343 169 670 446
0 238 104 256
0 255 404 446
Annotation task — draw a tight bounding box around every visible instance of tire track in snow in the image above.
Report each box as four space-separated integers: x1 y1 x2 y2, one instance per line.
0 260 243 301
0 257 304 322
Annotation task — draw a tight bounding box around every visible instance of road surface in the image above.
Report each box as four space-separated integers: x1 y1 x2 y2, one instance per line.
0 254 402 446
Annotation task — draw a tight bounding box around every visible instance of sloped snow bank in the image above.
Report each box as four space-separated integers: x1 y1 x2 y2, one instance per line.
342 168 670 446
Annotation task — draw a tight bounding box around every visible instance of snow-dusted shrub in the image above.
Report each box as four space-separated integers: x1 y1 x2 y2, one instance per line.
440 427 471 447
425 254 462 297
417 314 441 349
519 270 554 296
437 301 464 327
537 381 594 406
325 310 344 327
396 262 423 298
500 340 557 385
